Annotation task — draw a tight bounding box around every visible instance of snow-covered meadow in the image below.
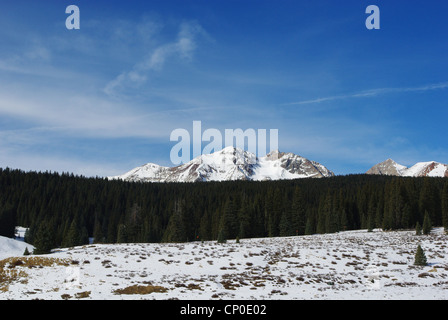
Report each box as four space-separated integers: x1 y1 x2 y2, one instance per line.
1 228 447 300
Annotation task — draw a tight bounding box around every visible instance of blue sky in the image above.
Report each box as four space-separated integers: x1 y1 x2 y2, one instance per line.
0 0 447 176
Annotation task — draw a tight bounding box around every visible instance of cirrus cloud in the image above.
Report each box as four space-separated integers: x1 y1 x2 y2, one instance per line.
104 21 209 97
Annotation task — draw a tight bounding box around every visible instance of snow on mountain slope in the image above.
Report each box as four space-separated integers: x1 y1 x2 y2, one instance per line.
366 159 407 176
367 159 448 177
406 161 448 177
0 236 34 260
109 147 334 183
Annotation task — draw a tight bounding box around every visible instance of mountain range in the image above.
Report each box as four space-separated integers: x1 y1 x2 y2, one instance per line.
110 148 448 183
366 159 448 178
109 147 334 183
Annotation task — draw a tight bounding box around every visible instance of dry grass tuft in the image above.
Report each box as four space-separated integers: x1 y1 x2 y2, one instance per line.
75 291 91 299
113 284 168 295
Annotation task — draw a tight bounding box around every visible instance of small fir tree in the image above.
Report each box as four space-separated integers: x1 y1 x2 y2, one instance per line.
217 229 226 244
422 211 432 235
415 222 422 235
23 247 30 256
414 245 427 266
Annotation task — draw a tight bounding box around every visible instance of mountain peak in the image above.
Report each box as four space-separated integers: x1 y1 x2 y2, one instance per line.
219 146 242 153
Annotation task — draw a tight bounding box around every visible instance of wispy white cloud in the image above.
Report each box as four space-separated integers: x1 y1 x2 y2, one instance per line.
104 21 208 97
0 88 177 139
282 82 448 106
0 39 55 77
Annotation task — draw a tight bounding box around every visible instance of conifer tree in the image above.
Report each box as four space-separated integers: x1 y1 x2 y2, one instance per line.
419 178 440 226
222 198 238 240
327 197 340 234
367 215 374 232
24 226 33 244
33 223 55 255
80 225 89 245
126 203 142 243
106 217 118 243
217 228 226 244
321 193 338 234
401 203 412 229
382 208 394 231
23 247 30 256
375 194 384 229
116 224 128 243
264 192 273 237
291 187 306 236
304 210 315 235
161 200 186 243
415 221 422 235
62 219 81 248
0 203 15 238
93 219 105 244
367 197 376 232
199 210 212 241
339 207 349 232
414 245 427 266
238 200 252 239
316 194 330 234
382 182 394 231
422 211 432 235
279 211 293 237
442 183 448 232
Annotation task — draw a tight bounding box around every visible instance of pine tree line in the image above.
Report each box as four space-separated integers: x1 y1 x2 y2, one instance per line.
0 167 447 253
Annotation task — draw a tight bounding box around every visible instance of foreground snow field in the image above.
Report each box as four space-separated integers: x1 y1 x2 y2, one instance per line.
1 228 447 300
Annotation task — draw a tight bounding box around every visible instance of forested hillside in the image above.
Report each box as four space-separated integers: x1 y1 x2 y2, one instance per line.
0 168 447 253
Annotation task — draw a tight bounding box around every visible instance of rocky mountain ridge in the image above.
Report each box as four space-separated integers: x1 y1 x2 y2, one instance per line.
366 159 448 178
109 147 335 183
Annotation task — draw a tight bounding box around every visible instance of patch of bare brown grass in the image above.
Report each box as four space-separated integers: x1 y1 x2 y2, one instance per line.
0 256 72 292
113 284 168 295
1 256 71 269
75 291 91 299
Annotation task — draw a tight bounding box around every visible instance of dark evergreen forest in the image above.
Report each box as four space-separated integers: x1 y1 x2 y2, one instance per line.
0 167 447 253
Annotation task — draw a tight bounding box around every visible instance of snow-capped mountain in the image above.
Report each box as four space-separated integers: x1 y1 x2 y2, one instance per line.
109 147 334 183
366 159 448 178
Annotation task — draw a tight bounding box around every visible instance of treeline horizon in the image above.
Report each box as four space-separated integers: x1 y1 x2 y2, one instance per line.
0 167 447 253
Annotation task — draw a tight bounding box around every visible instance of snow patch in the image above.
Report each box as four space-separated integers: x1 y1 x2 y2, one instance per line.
0 236 34 261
